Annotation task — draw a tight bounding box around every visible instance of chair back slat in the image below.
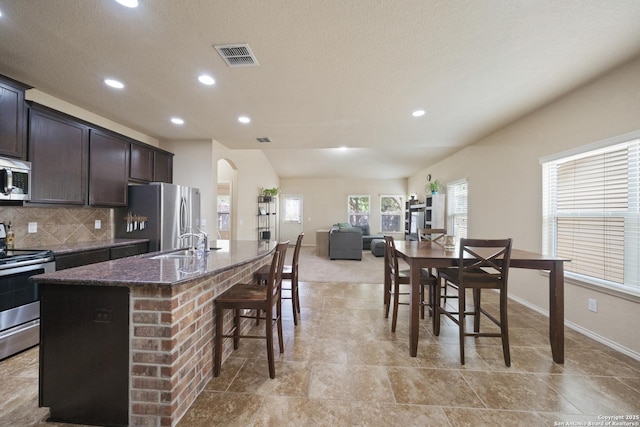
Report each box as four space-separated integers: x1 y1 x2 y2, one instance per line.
384 235 400 280
291 233 304 277
417 228 446 244
267 241 289 304
457 238 512 287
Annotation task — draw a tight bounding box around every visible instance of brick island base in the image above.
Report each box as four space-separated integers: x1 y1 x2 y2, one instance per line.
37 242 273 427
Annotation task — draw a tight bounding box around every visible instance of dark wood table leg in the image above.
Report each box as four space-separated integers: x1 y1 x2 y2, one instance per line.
549 261 565 363
409 259 421 357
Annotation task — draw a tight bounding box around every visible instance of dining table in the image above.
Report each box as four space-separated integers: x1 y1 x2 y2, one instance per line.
388 240 569 363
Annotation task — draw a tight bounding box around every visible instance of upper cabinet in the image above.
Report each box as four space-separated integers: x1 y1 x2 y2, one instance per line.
129 142 173 184
29 107 89 205
89 129 129 206
26 103 173 206
0 76 27 159
129 143 154 183
153 150 173 183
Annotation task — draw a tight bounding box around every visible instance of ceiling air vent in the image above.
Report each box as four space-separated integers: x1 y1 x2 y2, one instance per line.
214 44 259 67
256 137 272 143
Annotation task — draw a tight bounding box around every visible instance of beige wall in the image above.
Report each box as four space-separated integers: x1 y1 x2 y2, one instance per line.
279 178 407 245
407 55 640 357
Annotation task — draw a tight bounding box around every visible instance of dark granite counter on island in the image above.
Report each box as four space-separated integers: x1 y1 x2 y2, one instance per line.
33 240 276 427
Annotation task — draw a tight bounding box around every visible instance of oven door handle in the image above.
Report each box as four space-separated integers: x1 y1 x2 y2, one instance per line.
0 261 55 276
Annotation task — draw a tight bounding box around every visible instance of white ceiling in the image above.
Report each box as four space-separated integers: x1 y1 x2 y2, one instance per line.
1 0 640 179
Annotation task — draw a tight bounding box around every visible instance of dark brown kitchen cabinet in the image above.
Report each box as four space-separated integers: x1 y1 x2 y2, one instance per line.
0 76 27 159
129 142 154 182
89 129 129 206
109 242 149 260
153 150 173 183
40 284 129 426
55 248 111 270
28 108 88 205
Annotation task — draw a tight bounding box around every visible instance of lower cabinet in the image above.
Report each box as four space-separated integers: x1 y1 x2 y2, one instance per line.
55 242 149 270
39 284 129 426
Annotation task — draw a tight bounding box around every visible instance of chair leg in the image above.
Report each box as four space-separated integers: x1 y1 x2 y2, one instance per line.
458 286 466 365
433 278 442 336
500 290 511 367
214 305 223 377
473 288 481 333
419 283 424 319
295 278 301 313
290 280 298 326
265 307 275 379
277 303 284 354
384 286 391 319
391 282 400 332
233 309 240 349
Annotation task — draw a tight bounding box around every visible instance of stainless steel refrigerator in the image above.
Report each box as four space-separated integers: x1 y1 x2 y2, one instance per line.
115 183 201 252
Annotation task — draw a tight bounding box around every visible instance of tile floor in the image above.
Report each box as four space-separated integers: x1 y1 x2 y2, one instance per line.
1 281 640 427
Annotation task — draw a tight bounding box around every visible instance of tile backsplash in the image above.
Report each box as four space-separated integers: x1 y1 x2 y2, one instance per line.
0 206 112 248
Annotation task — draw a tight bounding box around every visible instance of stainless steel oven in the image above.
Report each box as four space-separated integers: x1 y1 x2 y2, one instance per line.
0 249 55 360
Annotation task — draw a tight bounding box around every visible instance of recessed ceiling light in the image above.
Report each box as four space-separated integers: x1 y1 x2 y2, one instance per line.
412 110 426 117
238 116 251 124
198 75 215 85
104 79 124 89
338 146 348 151
115 0 138 8
171 117 184 125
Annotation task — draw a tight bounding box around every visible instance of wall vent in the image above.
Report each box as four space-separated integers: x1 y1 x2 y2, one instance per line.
214 44 259 67
256 137 272 143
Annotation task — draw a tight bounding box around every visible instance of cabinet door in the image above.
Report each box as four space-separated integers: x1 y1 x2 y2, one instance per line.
0 79 26 159
55 248 111 270
153 150 173 183
89 130 129 206
29 109 88 204
129 143 154 183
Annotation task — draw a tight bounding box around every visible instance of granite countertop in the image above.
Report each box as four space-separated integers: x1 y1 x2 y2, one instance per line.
21 238 150 255
31 240 277 287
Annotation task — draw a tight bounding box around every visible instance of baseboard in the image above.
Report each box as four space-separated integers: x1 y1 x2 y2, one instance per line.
508 294 640 362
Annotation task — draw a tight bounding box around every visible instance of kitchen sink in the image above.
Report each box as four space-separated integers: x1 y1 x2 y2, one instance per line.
148 248 221 259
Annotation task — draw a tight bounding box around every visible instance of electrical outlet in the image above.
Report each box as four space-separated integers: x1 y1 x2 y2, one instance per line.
94 219 101 229
28 222 37 233
588 298 598 313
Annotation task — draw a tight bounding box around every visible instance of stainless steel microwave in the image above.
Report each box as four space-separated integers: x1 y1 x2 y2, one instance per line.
0 157 31 201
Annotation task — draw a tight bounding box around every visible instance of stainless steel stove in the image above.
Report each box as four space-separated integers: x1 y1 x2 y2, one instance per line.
0 248 55 360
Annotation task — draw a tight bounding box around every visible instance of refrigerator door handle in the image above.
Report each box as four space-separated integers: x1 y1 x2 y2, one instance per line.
180 196 188 234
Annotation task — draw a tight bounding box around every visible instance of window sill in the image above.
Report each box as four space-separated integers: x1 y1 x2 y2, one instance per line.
539 271 640 303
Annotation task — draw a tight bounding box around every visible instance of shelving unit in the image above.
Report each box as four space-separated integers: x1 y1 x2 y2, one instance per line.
257 196 277 240
404 194 445 240
425 193 445 230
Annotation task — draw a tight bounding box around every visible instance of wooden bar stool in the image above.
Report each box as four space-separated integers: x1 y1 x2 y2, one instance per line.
214 241 288 379
254 233 304 325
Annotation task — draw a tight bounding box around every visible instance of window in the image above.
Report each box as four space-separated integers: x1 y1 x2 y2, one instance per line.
542 135 640 295
380 195 404 233
217 195 230 231
447 179 468 239
348 195 370 226
283 195 302 223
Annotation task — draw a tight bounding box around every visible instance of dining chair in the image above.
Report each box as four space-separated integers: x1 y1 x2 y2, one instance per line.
433 238 513 366
417 228 446 318
214 241 288 379
384 236 432 332
254 233 304 325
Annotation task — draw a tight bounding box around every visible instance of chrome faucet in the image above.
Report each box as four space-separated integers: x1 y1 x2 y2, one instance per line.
178 232 201 253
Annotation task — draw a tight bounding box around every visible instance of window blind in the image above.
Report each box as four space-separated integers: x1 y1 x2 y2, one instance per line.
542 138 640 294
447 179 468 239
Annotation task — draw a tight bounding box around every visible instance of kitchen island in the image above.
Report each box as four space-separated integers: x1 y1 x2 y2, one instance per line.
32 240 276 427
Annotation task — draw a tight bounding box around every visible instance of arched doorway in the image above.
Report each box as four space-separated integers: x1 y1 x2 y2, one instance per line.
217 159 237 240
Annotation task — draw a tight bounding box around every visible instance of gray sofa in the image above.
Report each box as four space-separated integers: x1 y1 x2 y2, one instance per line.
329 224 362 260
354 224 385 250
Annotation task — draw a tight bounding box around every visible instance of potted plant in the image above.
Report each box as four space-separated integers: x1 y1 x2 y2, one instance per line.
428 180 441 195
259 187 280 202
